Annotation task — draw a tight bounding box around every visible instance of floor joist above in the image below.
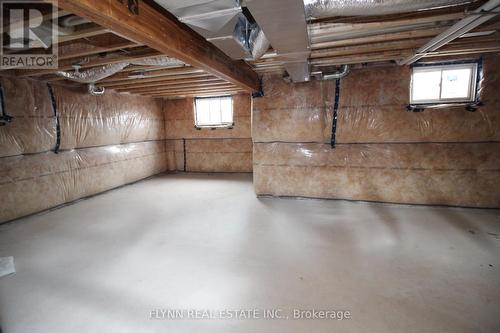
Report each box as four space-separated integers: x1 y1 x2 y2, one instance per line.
41 0 260 92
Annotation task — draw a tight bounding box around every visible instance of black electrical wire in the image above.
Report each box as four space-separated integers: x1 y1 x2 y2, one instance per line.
183 138 187 172
331 78 340 148
0 84 13 126
47 83 61 153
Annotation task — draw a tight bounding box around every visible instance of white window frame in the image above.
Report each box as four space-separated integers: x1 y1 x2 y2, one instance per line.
410 63 478 105
193 96 234 129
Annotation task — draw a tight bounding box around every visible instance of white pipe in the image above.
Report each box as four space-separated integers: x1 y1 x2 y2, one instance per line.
88 84 105 96
399 0 500 65
321 65 350 80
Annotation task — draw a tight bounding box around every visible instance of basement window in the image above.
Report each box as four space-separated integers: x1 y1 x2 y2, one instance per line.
194 96 234 129
410 63 478 104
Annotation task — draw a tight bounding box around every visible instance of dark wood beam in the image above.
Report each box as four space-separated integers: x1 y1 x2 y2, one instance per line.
43 0 259 92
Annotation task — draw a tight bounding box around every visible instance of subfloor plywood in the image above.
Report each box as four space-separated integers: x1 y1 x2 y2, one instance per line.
0 174 499 333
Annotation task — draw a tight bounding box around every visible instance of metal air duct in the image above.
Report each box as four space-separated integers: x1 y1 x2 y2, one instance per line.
154 0 268 60
56 63 130 83
245 0 311 82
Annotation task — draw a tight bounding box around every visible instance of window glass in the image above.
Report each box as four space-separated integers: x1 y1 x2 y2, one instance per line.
441 68 472 99
411 70 441 102
194 96 233 128
410 63 477 104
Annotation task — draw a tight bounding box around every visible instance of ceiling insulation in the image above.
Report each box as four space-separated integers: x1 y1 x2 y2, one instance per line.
304 0 474 18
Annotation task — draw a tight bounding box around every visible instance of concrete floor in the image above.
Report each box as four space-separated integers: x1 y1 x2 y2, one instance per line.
0 173 499 333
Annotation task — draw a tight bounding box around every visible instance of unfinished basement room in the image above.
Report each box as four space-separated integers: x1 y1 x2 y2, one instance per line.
0 0 500 332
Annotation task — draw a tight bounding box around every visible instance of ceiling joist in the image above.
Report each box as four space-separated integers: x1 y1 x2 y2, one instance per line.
58 34 141 60
124 82 237 94
113 77 223 90
41 0 259 92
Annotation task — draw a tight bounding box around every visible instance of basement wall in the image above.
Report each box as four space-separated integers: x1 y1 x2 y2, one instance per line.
163 94 252 172
253 54 500 208
0 78 166 223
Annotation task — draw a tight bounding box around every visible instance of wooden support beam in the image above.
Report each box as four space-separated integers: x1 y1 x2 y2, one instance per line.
113 77 223 90
100 73 214 88
311 27 448 50
311 38 430 59
119 82 236 94
309 13 464 37
43 0 259 92
146 92 245 98
147 89 245 98
135 83 238 93
310 21 500 51
136 85 240 96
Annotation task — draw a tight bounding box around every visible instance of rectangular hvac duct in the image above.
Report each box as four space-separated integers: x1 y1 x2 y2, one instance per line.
245 0 311 82
154 0 252 59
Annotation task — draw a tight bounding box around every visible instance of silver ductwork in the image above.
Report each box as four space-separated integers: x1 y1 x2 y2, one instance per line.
153 0 268 60
129 56 185 67
56 63 130 83
248 28 270 60
304 0 473 18
57 56 186 96
60 15 91 27
246 0 311 82
206 13 254 59
57 56 184 83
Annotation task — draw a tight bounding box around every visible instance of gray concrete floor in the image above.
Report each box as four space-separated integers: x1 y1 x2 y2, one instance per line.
1 173 499 333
